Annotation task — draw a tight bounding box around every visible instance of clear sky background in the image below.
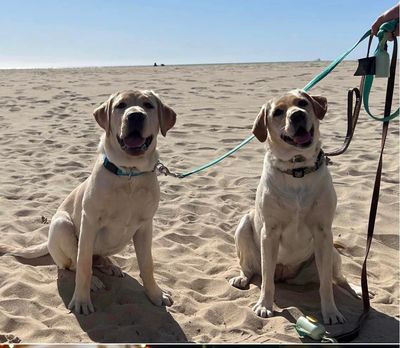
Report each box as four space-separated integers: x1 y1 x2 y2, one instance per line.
0 0 397 68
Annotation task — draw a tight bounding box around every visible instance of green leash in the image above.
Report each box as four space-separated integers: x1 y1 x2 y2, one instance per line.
156 135 256 178
362 19 399 122
159 22 398 179
178 135 255 178
302 29 371 92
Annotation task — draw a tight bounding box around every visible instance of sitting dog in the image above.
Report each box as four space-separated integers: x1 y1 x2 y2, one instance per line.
229 89 361 324
1 90 176 315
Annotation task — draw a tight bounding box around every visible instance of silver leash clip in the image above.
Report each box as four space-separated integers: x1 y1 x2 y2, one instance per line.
155 161 183 178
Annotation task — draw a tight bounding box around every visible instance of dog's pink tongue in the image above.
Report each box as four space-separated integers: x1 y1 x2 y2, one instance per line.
293 130 312 144
124 135 145 148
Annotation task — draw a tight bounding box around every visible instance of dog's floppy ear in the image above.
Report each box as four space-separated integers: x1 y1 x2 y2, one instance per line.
309 95 328 120
252 103 269 142
150 90 177 137
93 93 118 135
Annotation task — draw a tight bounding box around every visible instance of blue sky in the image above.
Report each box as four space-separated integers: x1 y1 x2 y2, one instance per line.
0 0 397 68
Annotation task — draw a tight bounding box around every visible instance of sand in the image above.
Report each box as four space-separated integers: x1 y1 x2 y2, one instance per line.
0 61 398 344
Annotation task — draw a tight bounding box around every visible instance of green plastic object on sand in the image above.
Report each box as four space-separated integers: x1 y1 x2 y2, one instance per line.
295 316 337 343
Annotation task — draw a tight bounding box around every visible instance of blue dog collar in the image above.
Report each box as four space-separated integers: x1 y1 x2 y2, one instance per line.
102 156 156 177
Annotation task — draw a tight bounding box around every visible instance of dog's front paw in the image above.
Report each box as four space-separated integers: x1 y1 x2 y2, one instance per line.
146 287 173 307
252 299 273 318
229 275 250 289
322 306 345 324
68 293 94 315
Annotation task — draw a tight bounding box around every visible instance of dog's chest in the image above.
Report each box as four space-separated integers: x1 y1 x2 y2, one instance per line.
107 184 156 220
93 180 159 255
279 187 314 230
264 180 318 264
278 205 314 265
269 179 316 213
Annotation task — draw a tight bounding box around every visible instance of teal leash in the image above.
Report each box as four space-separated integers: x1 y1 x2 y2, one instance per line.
302 29 371 92
177 135 255 178
362 19 399 122
156 135 255 178
158 23 397 179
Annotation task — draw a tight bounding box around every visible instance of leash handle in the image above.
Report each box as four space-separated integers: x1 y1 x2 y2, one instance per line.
363 20 400 121
363 78 399 121
377 18 399 40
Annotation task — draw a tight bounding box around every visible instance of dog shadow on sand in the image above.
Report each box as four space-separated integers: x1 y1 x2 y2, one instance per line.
56 268 188 343
16 255 187 343
249 274 399 343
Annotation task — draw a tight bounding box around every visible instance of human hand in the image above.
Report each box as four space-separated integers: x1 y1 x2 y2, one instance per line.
371 4 399 41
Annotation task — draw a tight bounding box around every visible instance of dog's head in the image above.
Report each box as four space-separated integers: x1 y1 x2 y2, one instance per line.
94 90 176 165
252 89 327 156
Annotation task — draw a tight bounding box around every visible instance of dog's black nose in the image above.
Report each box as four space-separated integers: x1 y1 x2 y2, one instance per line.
127 112 145 130
290 110 307 127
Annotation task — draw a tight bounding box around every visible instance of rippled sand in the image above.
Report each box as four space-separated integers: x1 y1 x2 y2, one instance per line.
0 62 398 343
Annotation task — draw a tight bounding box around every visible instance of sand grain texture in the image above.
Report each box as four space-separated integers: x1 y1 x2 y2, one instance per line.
0 62 398 343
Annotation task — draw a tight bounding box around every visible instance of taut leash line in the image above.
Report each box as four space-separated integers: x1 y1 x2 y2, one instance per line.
156 135 256 178
159 28 385 179
178 135 255 178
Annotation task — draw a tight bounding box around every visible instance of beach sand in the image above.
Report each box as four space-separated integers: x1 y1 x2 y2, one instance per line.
0 61 398 343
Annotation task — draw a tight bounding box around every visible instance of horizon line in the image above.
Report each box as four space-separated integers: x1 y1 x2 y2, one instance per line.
0 58 359 71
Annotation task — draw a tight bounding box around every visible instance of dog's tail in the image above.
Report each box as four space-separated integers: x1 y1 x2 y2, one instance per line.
0 241 49 258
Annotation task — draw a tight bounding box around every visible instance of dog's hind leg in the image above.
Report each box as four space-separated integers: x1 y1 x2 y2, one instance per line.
48 211 78 271
48 211 105 291
93 255 124 277
229 213 260 289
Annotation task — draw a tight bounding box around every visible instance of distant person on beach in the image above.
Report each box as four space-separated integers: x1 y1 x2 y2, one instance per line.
371 3 399 40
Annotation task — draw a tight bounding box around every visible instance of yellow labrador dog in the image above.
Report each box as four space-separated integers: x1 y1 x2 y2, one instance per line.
1 90 176 315
230 89 361 324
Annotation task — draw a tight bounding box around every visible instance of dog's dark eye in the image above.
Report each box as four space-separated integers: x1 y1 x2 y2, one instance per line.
273 108 284 117
143 102 154 109
115 102 127 109
298 99 308 107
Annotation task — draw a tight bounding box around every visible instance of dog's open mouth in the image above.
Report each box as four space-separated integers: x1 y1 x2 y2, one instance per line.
117 132 153 155
281 127 314 148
